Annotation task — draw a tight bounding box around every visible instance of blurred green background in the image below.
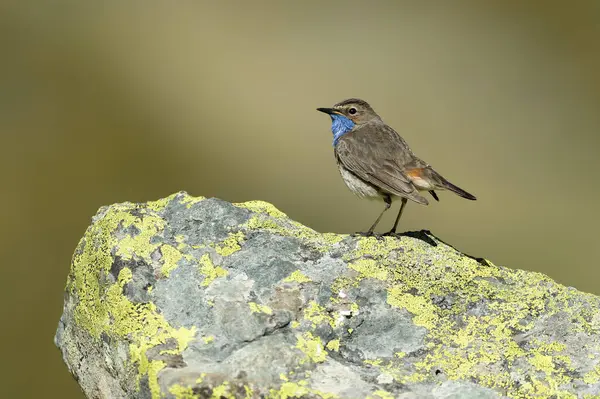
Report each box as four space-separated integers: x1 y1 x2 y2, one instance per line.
2 1 600 397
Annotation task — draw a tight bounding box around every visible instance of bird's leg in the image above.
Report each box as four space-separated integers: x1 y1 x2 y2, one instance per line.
364 195 392 236
385 197 408 236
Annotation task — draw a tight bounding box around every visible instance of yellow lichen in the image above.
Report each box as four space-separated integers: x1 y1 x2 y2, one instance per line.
215 231 245 256
584 365 600 384
333 230 596 397
283 270 312 283
180 193 206 208
249 302 273 315
198 253 228 286
268 381 337 399
175 234 187 250
386 288 437 330
348 258 388 281
369 390 394 399
296 332 327 363
235 200 287 218
169 384 196 399
364 359 383 366
238 203 344 252
202 335 214 344
326 339 340 352
211 382 233 398
68 198 197 399
69 194 600 399
303 301 336 328
146 192 182 211
115 213 165 261
160 244 183 277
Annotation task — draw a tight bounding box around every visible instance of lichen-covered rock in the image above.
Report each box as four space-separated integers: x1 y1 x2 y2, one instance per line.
55 192 600 399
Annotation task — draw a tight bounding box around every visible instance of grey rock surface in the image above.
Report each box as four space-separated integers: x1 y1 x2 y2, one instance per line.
55 192 600 398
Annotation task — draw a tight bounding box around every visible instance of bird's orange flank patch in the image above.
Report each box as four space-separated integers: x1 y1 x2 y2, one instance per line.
406 168 425 178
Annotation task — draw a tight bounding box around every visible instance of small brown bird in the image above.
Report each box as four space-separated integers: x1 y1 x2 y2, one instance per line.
317 98 476 235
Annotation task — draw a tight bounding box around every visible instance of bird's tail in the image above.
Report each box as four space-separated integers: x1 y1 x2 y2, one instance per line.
440 176 477 200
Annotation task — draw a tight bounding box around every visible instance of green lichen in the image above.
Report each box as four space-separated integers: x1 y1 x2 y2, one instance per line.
249 302 273 315
296 332 327 363
68 197 197 399
283 270 312 283
198 253 228 286
202 335 214 344
215 231 245 256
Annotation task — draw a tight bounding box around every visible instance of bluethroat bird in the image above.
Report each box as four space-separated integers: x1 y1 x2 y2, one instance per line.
317 98 476 236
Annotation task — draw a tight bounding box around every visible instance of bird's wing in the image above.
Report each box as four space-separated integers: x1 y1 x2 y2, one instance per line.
335 124 429 205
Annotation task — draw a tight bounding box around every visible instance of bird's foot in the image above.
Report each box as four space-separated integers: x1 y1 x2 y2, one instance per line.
382 230 399 237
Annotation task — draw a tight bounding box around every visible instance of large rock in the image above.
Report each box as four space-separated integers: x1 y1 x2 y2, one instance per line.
55 192 600 398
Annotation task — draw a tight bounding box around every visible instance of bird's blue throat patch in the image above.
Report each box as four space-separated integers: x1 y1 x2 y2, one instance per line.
330 114 355 146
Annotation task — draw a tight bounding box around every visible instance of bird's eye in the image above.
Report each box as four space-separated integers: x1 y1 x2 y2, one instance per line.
348 107 357 115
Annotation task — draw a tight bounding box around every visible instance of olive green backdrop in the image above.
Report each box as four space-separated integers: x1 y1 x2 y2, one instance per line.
2 2 599 397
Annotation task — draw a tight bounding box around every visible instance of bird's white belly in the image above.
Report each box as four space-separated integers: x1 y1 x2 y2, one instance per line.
338 164 381 199
410 176 436 191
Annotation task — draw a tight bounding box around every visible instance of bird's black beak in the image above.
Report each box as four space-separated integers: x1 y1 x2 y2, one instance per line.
317 107 337 115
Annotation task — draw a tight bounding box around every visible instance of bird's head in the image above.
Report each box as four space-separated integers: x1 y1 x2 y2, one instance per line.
317 99 380 145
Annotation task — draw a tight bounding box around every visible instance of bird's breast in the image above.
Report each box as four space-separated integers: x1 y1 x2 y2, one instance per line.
337 161 381 199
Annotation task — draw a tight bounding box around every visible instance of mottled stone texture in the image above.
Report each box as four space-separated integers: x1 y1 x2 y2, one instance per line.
55 192 600 399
